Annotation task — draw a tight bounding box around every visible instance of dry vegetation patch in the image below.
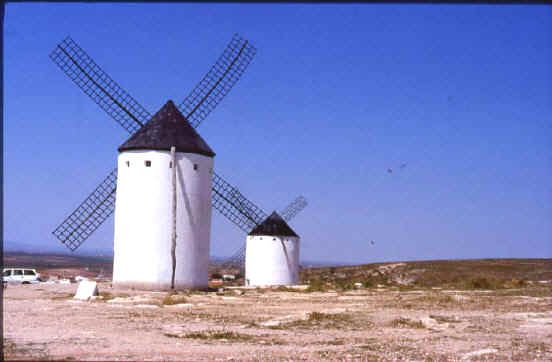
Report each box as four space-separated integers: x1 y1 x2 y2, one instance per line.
267 311 363 330
49 292 74 301
389 317 426 329
163 329 287 345
161 293 188 305
165 329 254 342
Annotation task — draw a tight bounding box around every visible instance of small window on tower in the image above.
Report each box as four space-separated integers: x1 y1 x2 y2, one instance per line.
125 161 130 167
145 160 151 167
193 164 198 171
169 162 172 168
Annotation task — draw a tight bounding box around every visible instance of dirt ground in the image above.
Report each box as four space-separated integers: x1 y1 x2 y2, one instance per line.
3 282 552 360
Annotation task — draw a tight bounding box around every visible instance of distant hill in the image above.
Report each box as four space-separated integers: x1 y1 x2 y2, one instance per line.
5 252 550 291
3 239 60 254
301 258 552 289
3 241 350 267
3 239 115 257
3 251 113 268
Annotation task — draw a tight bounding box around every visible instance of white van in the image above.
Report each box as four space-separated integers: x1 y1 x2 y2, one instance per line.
3 268 41 284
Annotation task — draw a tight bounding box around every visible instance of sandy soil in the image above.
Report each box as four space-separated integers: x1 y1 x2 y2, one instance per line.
3 282 552 360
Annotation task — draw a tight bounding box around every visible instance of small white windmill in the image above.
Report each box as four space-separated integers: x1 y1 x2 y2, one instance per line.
245 212 301 287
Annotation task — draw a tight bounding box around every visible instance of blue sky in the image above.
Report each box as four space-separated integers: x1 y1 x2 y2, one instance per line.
4 3 551 264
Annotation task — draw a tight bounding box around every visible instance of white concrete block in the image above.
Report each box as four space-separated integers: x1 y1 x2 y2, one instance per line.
74 280 99 300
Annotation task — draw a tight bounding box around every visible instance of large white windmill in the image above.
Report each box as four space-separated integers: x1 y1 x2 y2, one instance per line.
113 100 215 289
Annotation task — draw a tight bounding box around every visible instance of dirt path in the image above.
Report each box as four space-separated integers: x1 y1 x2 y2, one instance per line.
3 283 552 360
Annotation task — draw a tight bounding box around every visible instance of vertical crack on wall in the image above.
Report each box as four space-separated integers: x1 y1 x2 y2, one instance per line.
280 239 292 270
171 146 177 289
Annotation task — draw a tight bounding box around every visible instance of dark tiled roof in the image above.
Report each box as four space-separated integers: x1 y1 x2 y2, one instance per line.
118 100 215 157
248 211 299 237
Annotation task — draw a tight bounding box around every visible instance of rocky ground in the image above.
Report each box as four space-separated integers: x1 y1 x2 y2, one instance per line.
3 282 552 360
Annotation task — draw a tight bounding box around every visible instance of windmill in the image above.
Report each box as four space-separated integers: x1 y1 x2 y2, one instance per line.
49 34 296 289
245 210 301 286
222 195 308 268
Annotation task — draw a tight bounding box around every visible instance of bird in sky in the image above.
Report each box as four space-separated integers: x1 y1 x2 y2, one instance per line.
388 163 407 174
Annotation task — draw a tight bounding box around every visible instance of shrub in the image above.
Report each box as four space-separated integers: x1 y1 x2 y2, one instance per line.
517 279 528 287
335 280 354 290
362 280 374 288
162 294 188 305
306 279 328 292
308 312 348 322
166 329 253 342
279 312 353 330
98 292 115 301
471 277 491 289
390 317 425 329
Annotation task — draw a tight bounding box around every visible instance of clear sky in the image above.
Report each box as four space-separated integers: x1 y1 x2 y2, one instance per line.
4 3 551 264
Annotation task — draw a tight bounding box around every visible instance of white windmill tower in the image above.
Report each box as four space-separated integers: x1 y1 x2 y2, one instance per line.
112 100 215 290
222 196 307 268
245 211 301 287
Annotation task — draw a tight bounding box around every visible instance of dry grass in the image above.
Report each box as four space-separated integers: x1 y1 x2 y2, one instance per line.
305 279 330 292
412 294 456 305
428 314 461 323
3 339 51 360
161 293 188 305
49 292 74 301
307 311 345 322
165 329 254 343
389 317 425 329
271 312 356 330
98 291 115 301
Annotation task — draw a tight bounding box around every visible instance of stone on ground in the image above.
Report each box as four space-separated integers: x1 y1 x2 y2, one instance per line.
74 280 99 300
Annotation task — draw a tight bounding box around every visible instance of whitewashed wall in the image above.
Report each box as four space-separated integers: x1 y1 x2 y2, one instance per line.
112 150 213 290
245 235 300 286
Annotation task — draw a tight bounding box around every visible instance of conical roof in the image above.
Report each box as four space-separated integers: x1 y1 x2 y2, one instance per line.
248 211 299 237
118 100 215 157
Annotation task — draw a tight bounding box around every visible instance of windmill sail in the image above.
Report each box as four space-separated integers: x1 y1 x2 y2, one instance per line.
280 196 308 222
223 243 246 267
53 168 268 252
49 36 150 134
52 169 118 251
178 34 256 128
51 35 268 252
212 172 267 233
